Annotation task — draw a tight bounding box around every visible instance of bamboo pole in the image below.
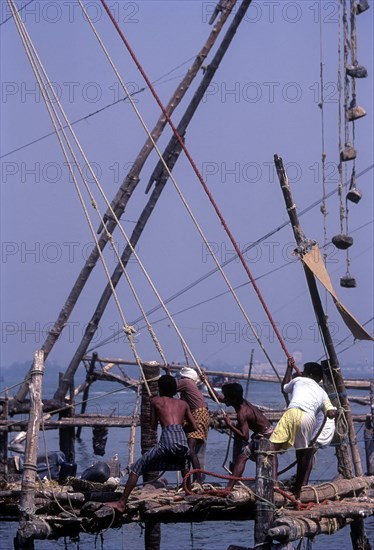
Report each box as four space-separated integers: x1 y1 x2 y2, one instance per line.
76 353 97 440
364 381 374 475
128 386 141 468
274 154 362 478
53 0 254 403
244 348 254 400
254 438 274 549
85 356 371 389
13 4 237 406
16 350 49 548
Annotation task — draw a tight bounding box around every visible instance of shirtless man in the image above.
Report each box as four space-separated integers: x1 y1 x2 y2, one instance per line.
213 382 273 491
106 375 197 513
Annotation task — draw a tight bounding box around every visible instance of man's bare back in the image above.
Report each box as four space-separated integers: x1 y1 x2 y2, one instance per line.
151 396 197 432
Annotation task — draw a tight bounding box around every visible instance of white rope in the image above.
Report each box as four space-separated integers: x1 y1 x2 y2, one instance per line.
78 0 280 387
7 0 153 395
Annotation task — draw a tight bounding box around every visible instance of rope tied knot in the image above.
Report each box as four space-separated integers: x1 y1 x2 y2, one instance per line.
123 325 137 335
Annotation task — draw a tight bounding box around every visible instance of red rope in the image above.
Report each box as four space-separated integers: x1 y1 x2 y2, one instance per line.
99 0 299 373
183 468 255 496
274 486 330 511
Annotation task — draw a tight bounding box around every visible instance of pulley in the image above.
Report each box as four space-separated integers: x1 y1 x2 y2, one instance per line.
340 274 357 288
332 234 353 250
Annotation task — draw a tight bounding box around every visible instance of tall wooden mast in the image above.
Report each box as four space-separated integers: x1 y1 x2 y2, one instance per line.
274 153 362 478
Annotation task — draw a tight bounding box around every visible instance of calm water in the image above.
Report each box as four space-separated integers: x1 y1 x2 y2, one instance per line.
1 367 373 549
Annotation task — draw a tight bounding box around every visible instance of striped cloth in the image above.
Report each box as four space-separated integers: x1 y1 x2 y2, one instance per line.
130 425 189 476
187 407 210 441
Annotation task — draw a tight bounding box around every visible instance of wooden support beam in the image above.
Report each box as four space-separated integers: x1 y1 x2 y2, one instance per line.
15 350 45 549
254 438 274 549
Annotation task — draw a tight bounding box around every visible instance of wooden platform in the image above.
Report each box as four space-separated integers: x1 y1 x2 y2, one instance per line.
1 475 374 543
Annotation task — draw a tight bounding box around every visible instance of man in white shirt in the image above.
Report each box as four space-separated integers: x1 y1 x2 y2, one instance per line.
270 361 337 497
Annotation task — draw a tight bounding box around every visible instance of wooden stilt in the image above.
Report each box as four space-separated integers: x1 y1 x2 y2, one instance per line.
76 353 97 439
141 364 161 549
254 438 274 549
349 518 372 550
15 350 48 549
144 522 161 550
58 374 75 463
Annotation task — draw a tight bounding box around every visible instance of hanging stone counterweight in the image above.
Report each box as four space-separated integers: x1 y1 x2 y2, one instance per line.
332 234 354 250
354 0 370 15
340 275 357 288
347 187 363 203
347 105 367 121
346 64 368 78
340 145 357 162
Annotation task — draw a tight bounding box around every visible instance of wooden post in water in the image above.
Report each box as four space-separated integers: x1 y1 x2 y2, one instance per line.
76 352 97 439
141 363 161 550
254 438 274 549
15 350 50 549
58 373 75 464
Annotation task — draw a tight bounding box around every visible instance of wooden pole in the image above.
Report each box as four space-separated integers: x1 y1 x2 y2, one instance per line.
364 381 374 475
58 373 75 463
145 522 161 550
274 154 362 478
322 361 354 478
254 438 274 549
15 350 49 549
244 348 254 400
53 0 254 403
274 154 369 550
76 353 97 439
84 356 372 389
141 364 161 550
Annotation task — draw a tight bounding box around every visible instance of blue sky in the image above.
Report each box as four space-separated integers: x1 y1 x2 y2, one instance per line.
1 0 373 377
